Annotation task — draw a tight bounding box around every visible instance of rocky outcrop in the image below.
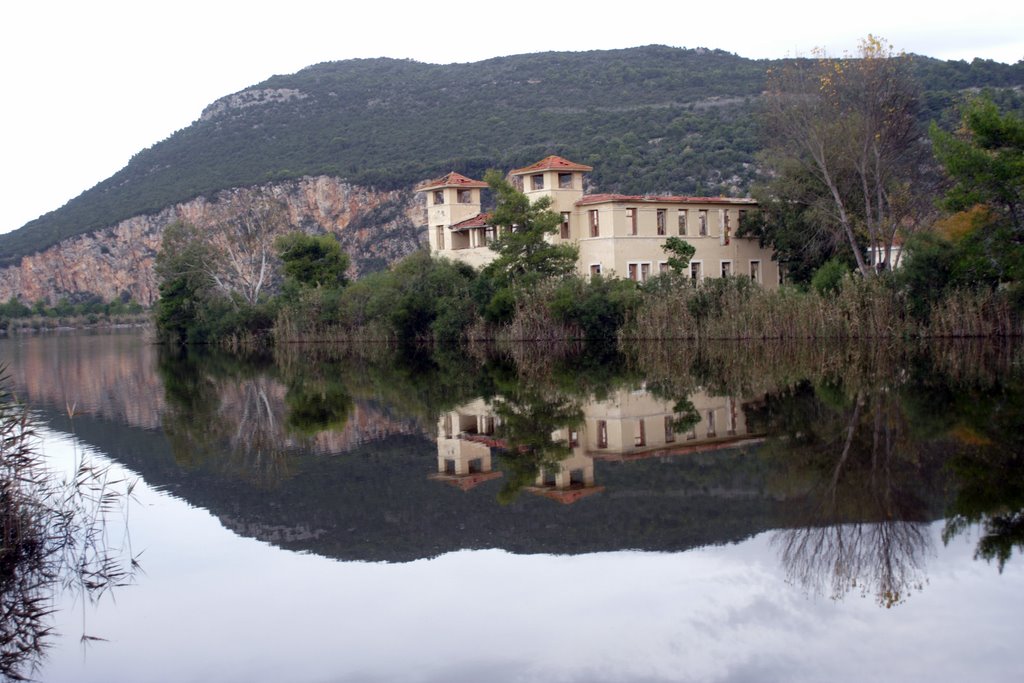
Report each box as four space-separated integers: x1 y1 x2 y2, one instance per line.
200 88 308 121
0 177 426 306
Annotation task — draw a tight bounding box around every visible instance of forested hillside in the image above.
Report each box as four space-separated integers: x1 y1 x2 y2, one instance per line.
1 44 1021 267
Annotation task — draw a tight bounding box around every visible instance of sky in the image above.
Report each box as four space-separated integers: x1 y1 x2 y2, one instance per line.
2 0 1021 236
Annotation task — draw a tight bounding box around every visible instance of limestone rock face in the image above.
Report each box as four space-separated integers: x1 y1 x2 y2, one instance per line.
0 177 426 306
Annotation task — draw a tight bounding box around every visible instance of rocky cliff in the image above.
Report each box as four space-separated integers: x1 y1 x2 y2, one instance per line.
0 177 425 306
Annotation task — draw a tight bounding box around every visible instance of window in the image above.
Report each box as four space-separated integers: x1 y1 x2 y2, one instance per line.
698 210 708 236
560 212 570 239
485 226 495 244
657 209 666 236
597 420 608 448
457 189 472 204
558 172 573 189
721 261 732 278
589 210 600 237
627 262 652 282
443 414 452 439
531 174 544 190
750 260 761 283
739 209 747 225
706 410 716 438
678 209 687 235
635 419 646 447
569 430 579 447
626 207 637 235
590 263 602 276
722 210 731 245
665 415 675 443
433 190 444 205
435 226 445 250
659 261 670 274
690 261 703 281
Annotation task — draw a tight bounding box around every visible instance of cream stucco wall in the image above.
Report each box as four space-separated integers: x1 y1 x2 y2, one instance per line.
421 162 780 288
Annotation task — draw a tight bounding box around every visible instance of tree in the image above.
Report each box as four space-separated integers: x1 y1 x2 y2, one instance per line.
484 169 578 281
662 236 696 276
476 170 578 322
154 221 221 344
275 232 350 292
930 96 1024 283
206 191 289 306
760 36 932 276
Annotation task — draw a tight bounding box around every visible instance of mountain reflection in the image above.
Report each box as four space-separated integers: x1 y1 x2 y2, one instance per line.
2 333 1023 600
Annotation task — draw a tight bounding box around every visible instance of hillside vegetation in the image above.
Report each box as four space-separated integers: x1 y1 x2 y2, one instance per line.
1 45 1022 267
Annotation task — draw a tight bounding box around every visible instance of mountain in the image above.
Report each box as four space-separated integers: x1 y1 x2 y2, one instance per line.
0 45 1021 301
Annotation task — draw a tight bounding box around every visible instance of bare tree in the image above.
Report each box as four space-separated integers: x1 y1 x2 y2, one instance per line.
207 190 289 305
763 36 932 275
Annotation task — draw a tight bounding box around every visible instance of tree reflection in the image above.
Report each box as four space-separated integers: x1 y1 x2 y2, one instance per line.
491 385 584 504
158 348 298 488
940 374 1024 571
755 382 944 607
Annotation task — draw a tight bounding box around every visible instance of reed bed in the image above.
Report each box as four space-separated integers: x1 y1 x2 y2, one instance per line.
621 277 1022 342
1 369 138 679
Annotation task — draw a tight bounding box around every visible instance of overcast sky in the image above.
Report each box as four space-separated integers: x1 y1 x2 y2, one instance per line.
1 0 1021 236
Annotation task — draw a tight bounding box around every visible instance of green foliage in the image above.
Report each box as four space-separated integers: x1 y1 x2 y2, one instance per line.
897 233 958 319
484 170 578 280
811 258 850 297
475 170 578 323
546 275 641 340
662 236 696 275
491 387 583 504
154 221 275 346
931 96 1024 283
686 275 758 322
286 249 478 343
932 96 1024 229
0 297 31 319
384 251 478 342
285 378 353 436
275 232 350 293
746 164 853 284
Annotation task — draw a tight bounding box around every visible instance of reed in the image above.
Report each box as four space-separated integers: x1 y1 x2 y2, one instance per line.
1 367 138 679
622 276 1022 342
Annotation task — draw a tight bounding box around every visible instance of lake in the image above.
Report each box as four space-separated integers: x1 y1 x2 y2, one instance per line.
1 330 1022 682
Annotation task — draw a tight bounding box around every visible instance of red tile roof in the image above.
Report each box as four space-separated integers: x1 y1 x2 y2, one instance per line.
450 212 492 231
576 193 757 206
527 485 606 505
416 172 488 191
428 471 504 491
510 155 593 175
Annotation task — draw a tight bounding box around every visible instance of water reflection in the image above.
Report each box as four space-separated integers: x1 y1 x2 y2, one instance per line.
2 333 1023 604
1 384 137 680
437 387 758 506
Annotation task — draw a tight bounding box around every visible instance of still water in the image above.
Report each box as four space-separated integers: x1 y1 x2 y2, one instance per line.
1 330 1022 682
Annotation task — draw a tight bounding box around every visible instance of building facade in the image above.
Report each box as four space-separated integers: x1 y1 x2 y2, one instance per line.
418 155 780 285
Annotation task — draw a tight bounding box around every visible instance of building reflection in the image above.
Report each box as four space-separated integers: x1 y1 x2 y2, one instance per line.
434 388 762 503
432 399 504 491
